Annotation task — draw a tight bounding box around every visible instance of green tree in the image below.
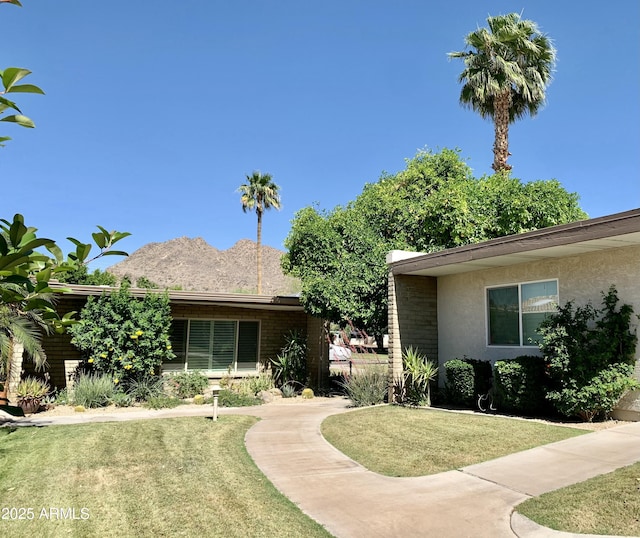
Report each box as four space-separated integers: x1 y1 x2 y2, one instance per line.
56 264 118 286
135 276 159 289
68 283 175 384
449 13 556 172
282 204 389 348
0 214 129 401
0 1 44 148
283 148 586 346
238 171 281 294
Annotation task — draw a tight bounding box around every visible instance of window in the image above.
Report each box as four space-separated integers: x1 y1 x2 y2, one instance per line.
164 319 260 373
487 280 558 346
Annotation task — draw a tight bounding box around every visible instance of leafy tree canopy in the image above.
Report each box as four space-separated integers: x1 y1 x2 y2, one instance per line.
283 148 587 344
0 1 44 148
56 264 118 287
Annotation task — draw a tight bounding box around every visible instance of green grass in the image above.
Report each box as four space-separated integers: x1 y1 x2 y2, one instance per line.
517 462 640 537
0 417 331 538
321 405 585 477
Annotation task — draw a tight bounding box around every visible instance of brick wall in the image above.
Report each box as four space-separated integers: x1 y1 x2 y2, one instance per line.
387 272 438 400
35 295 326 390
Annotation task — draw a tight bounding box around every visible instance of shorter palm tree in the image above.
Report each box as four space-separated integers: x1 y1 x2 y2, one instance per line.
0 303 49 402
238 171 281 294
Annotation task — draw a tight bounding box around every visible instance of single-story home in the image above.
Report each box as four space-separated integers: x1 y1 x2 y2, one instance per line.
386 208 640 421
18 285 329 392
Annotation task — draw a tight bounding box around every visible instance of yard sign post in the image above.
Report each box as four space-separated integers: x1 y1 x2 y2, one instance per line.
211 384 221 421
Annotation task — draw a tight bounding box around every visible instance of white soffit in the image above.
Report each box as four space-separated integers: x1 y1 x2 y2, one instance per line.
394 230 640 277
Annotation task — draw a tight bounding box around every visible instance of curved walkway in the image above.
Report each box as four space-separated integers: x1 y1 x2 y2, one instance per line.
225 398 640 538
4 398 640 537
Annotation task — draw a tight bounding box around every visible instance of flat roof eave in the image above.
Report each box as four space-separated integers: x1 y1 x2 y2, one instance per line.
389 208 640 277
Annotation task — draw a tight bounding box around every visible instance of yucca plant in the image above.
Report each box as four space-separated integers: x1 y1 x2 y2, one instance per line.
402 346 438 406
338 366 388 407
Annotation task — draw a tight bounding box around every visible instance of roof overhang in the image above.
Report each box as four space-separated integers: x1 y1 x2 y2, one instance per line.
50 283 304 311
388 208 640 277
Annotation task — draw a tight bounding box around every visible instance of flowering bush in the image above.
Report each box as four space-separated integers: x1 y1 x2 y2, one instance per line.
69 284 175 383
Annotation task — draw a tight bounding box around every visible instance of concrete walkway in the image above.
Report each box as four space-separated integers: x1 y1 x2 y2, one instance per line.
4 398 640 538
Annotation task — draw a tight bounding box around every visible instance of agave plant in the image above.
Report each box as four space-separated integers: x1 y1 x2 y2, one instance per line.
402 346 438 406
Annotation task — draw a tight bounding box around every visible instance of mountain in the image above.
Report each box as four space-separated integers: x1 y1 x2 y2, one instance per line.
106 237 300 295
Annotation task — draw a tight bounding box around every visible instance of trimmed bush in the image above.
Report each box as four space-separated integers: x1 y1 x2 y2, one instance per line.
444 359 474 406
444 359 474 405
444 357 493 407
493 356 550 415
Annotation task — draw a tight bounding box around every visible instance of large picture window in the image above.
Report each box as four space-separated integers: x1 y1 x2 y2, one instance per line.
487 280 558 346
164 319 260 373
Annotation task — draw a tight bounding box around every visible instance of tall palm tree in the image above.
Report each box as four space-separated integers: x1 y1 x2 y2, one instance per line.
238 171 281 294
449 13 556 172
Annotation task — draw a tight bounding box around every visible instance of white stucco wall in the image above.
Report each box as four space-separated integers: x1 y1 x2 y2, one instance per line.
437 244 640 419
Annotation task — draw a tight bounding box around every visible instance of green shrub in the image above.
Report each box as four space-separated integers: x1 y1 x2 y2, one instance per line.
444 359 475 406
444 357 492 407
338 366 388 407
546 363 638 422
301 388 314 399
124 375 164 402
144 396 183 409
111 391 134 407
53 388 70 405
226 373 275 397
193 394 205 405
493 356 550 415
247 372 275 394
73 374 117 408
539 286 639 421
68 283 175 383
216 389 261 407
468 358 493 395
168 371 209 398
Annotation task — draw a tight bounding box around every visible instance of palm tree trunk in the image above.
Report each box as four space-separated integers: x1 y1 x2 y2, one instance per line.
492 90 512 172
0 339 23 403
256 209 263 294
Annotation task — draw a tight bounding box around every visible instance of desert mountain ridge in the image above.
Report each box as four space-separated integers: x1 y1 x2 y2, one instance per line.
107 237 300 295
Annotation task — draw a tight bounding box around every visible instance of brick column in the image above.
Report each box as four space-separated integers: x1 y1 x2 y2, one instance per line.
387 271 403 401
387 272 438 401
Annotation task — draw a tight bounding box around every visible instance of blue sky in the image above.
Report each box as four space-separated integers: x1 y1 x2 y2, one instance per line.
2 1 638 268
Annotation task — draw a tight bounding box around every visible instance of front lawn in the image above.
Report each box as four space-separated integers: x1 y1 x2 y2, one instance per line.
0 417 330 538
321 405 585 476
517 462 640 537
